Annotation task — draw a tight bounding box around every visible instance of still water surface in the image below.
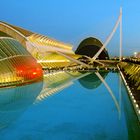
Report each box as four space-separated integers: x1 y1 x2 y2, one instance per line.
0 72 139 140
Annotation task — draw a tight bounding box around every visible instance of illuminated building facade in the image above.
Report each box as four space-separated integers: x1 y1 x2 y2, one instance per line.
0 21 109 70
0 21 111 87
0 21 81 69
0 37 43 87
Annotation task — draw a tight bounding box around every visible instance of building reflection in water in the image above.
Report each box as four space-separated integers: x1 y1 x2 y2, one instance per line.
35 71 108 103
0 81 43 129
35 71 83 103
36 71 121 118
0 71 139 139
0 71 109 130
78 72 108 89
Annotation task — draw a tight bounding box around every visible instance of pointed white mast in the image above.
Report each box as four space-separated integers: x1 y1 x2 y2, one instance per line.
119 7 122 61
91 7 122 62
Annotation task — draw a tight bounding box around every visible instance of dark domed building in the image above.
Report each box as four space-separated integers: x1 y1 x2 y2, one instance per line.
75 37 109 59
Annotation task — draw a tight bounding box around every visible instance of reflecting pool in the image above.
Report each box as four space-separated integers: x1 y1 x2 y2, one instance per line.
0 71 139 140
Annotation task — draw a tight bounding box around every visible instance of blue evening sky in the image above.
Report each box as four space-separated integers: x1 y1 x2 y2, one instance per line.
0 0 140 56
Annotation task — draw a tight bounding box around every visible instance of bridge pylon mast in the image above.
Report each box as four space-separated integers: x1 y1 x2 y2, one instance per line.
119 7 122 61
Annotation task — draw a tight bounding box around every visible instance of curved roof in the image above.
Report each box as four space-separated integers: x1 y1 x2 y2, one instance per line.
28 33 73 51
0 21 73 51
0 21 28 47
0 37 30 59
0 21 33 37
0 21 82 67
75 37 109 59
0 37 43 86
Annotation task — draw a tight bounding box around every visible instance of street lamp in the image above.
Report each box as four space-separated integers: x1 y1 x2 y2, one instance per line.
134 52 137 58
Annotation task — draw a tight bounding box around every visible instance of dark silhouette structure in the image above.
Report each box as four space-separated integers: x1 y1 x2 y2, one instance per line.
75 37 109 59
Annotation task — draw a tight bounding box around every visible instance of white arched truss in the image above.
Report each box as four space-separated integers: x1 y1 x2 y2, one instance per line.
91 7 122 62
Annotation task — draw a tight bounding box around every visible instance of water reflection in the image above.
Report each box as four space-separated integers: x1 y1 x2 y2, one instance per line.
79 71 120 117
0 71 93 129
36 71 89 103
78 72 108 89
120 74 140 139
0 71 117 129
0 71 140 139
34 71 111 103
0 81 43 129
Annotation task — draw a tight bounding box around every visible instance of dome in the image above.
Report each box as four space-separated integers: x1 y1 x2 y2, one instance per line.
75 37 109 59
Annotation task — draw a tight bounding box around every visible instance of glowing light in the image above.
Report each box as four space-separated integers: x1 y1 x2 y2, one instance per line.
134 100 136 103
136 104 139 108
37 60 70 63
134 52 138 57
33 72 37 75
